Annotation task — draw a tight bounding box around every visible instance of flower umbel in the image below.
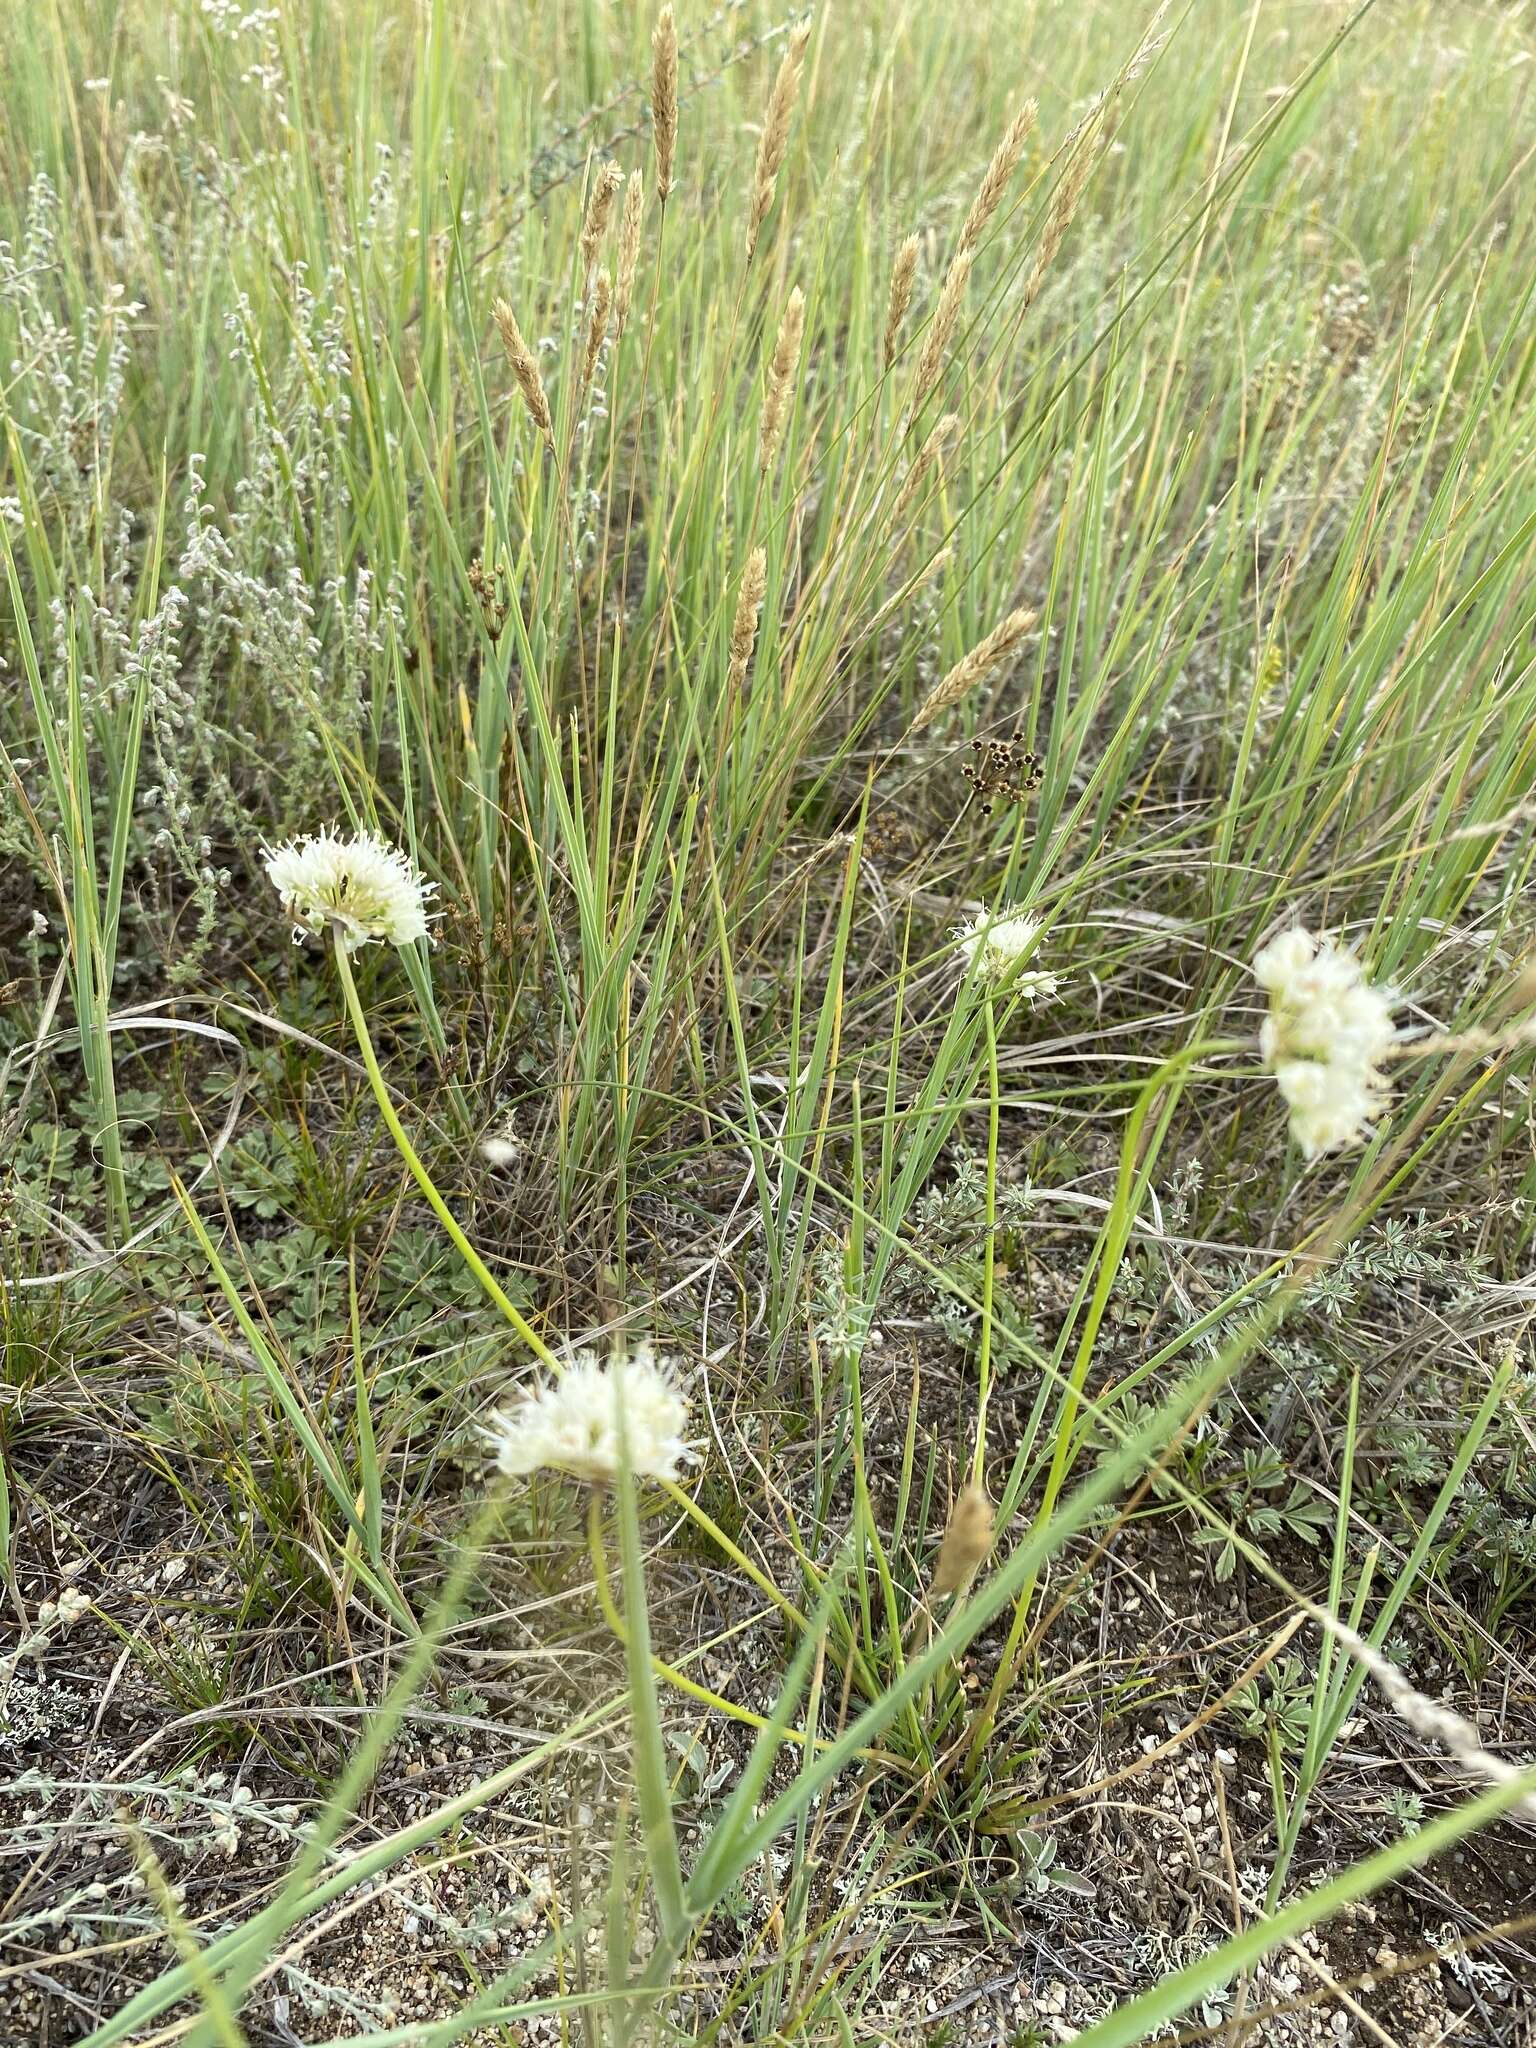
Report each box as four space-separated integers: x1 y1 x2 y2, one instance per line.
264 828 434 953
956 907 1058 999
1254 926 1397 1157
483 1346 694 1486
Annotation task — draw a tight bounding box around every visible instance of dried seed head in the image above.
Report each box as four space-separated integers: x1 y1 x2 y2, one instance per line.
931 1481 994 1597
883 232 919 372
745 21 812 262
492 297 554 446
864 544 952 642
959 99 1037 254
615 170 644 334
909 246 973 415
758 284 805 473
652 5 678 202
894 410 960 520
581 270 611 397
911 605 1036 732
726 546 768 695
1020 118 1103 323
580 163 624 276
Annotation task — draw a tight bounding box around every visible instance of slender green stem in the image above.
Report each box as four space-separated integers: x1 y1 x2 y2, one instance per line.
972 993 1000 1487
331 929 556 1368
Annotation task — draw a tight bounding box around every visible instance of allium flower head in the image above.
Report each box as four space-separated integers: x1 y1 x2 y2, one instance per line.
955 906 1058 999
483 1345 693 1486
264 828 434 953
1254 927 1397 1157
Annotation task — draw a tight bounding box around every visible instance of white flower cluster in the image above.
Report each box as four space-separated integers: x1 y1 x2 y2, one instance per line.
1254 927 1397 1158
483 1346 694 1486
264 827 434 953
955 907 1059 999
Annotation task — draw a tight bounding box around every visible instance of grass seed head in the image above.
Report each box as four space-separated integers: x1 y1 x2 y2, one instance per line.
959 98 1037 254
931 1481 994 1596
745 21 812 261
758 283 805 473
580 162 624 276
727 545 769 695
615 169 644 334
651 5 678 201
581 269 612 396
492 296 554 445
909 245 973 414
883 232 920 372
911 603 1035 730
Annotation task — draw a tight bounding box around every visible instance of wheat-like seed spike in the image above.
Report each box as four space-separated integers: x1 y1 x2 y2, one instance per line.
864 546 953 643
615 170 644 335
883 232 919 372
1304 1599 1536 1821
492 297 553 446
959 99 1037 254
893 411 960 520
758 284 805 473
580 270 611 398
1020 118 1102 323
745 21 812 262
931 1481 995 1598
652 6 678 202
726 546 768 696
909 246 973 415
910 605 1036 732
580 163 623 277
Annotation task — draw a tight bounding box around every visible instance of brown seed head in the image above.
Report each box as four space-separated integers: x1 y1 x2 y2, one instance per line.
959 99 1037 254
911 605 1037 732
909 246 973 414
883 233 919 372
581 270 611 396
615 170 644 334
931 1481 994 1597
652 6 678 202
758 284 805 474
580 163 623 276
726 546 768 695
492 297 553 446
745 21 812 262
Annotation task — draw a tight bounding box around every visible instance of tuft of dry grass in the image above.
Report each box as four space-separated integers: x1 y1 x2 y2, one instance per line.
745 21 813 262
910 604 1036 731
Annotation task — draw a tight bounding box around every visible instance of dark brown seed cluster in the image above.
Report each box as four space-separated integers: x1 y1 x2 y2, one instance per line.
963 737 1042 814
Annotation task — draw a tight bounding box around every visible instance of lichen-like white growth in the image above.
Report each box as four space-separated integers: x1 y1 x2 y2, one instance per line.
264 827 434 953
483 1345 694 1486
1254 926 1397 1157
955 907 1059 1000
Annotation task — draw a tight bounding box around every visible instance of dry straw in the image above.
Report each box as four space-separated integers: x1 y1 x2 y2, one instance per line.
745 21 812 261
580 163 623 276
909 246 973 415
652 6 678 203
883 233 919 371
758 284 805 473
726 547 768 696
492 298 554 447
959 99 1037 254
615 170 644 335
911 605 1036 731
